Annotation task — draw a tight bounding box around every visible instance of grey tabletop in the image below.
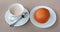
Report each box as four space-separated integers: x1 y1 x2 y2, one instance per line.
0 0 60 32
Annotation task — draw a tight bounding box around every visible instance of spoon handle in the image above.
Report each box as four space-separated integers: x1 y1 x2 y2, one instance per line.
10 17 22 27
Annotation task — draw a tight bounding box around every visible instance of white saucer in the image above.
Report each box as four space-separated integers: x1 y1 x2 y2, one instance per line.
30 6 56 28
5 8 29 26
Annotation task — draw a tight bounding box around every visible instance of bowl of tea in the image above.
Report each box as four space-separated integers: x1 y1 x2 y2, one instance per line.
30 6 56 28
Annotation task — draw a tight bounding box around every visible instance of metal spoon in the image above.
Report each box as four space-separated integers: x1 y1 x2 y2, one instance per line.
10 12 27 27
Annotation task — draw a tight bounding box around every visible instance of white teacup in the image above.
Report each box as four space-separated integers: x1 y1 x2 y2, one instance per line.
8 3 24 21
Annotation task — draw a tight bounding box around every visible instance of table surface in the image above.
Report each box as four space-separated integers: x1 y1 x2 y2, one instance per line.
0 0 60 32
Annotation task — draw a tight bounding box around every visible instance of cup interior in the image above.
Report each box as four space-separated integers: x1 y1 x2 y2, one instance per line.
9 3 24 16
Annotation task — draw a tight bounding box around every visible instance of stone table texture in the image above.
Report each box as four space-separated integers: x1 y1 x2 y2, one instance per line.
0 0 60 32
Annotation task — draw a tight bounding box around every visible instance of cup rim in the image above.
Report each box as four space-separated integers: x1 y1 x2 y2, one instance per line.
8 3 24 16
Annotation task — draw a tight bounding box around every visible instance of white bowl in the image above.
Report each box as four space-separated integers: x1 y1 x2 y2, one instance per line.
30 6 56 28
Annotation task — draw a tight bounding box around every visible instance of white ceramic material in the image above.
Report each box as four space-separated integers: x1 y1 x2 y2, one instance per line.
8 3 24 22
5 3 29 27
30 6 56 28
9 3 24 16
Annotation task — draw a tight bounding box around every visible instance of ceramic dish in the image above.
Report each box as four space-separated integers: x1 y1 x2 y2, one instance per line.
30 6 56 28
5 8 29 27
